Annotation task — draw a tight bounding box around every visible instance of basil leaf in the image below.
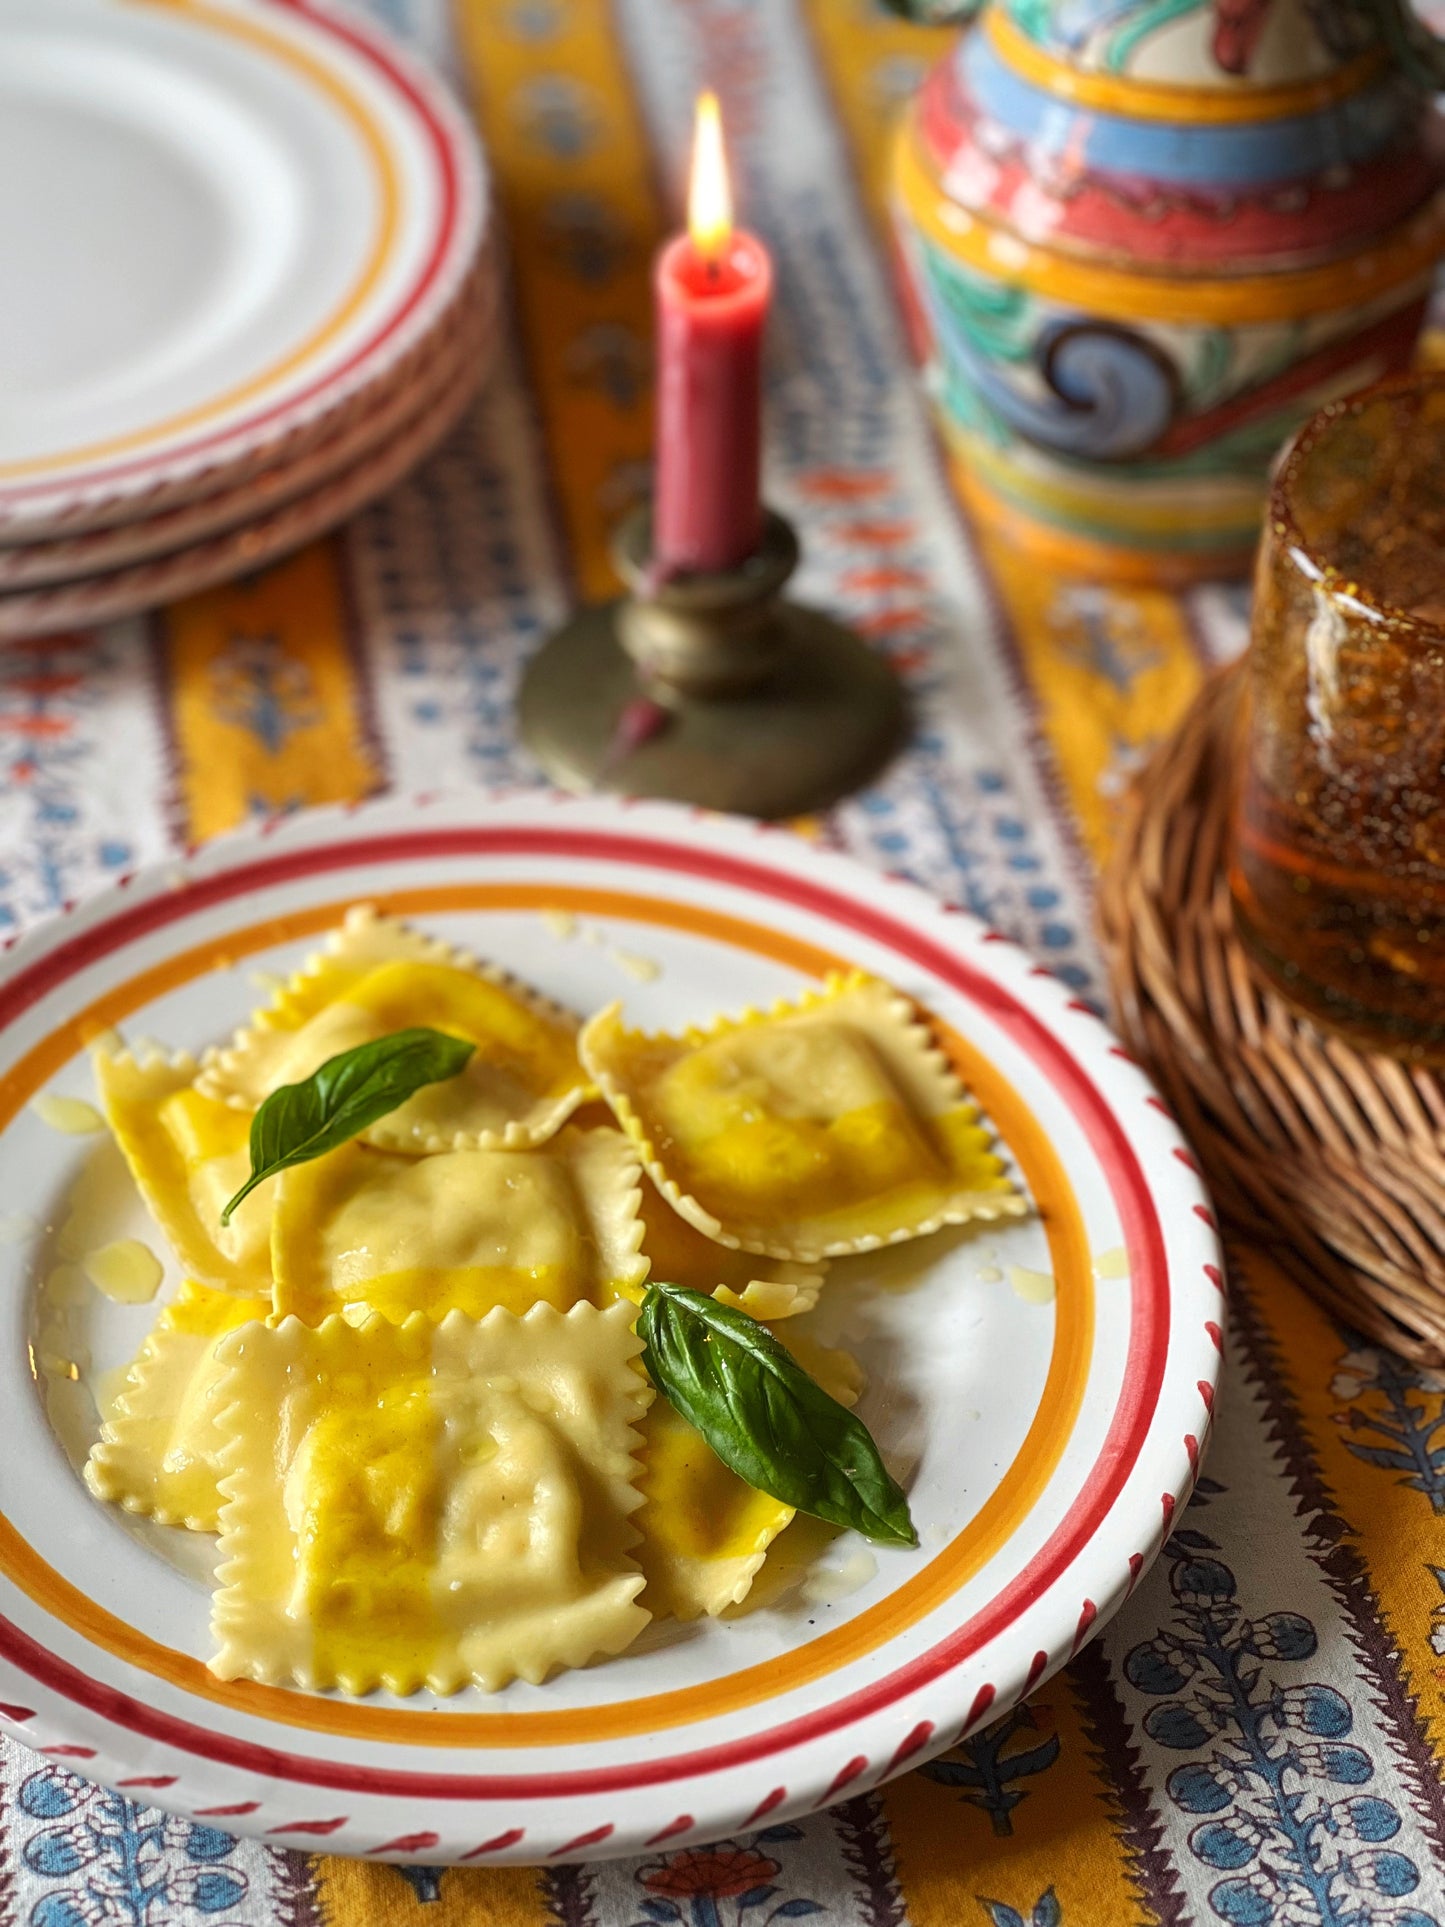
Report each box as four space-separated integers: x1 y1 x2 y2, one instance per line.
638 1282 917 1548
220 1027 475 1224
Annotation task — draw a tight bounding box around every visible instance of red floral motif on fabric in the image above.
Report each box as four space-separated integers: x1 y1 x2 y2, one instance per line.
641 1846 783 1899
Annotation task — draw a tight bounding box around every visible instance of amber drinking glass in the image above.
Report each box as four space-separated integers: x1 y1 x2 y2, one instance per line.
1231 377 1445 1059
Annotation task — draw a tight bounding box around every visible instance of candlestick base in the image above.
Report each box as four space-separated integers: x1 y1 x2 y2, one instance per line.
518 508 908 819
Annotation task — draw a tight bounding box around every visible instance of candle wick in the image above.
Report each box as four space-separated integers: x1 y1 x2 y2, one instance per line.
705 253 721 284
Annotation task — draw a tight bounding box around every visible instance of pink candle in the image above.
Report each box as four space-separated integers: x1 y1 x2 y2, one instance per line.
653 92 771 575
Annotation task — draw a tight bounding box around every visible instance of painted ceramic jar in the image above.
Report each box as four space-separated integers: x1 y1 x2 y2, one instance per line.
891 0 1445 580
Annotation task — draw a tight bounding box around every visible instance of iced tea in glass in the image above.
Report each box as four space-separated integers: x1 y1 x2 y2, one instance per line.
1231 376 1445 1058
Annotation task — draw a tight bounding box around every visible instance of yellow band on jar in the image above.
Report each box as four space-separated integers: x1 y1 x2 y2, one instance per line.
895 127 1445 324
948 430 1261 546
986 9 1389 126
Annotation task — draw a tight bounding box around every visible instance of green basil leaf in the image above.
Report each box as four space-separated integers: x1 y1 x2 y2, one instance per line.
220 1026 475 1225
638 1281 917 1548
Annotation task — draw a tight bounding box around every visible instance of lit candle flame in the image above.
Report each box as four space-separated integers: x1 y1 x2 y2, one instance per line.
688 90 732 262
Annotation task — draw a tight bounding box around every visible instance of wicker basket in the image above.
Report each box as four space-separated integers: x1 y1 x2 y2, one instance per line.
1098 663 1445 1366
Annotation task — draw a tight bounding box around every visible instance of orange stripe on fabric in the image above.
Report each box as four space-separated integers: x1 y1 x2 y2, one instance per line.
452 0 661 599
799 0 953 236
968 526 1206 866
0 884 1091 1747
1237 1249 1445 1779
882 1671 1146 1927
157 540 381 843
313 1856 546 1923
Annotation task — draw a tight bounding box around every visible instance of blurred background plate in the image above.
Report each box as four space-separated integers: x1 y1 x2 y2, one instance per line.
0 255 498 591
0 0 487 540
0 326 492 637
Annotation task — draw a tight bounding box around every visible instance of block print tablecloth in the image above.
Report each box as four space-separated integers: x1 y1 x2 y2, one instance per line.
3 3 1445 1924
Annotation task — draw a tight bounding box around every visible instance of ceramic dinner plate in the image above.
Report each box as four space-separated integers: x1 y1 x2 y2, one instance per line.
0 793 1222 1863
0 324 492 638
0 262 498 591
0 0 486 538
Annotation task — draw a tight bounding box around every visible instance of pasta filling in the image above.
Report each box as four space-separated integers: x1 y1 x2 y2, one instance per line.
209 1304 652 1695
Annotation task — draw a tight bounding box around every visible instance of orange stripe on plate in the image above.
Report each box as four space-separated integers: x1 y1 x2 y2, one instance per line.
0 885 1092 1747
0 0 398 480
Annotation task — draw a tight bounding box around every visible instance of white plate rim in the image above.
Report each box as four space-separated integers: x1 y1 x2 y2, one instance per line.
0 0 487 537
0 263 498 590
0 322 495 637
0 790 1224 1862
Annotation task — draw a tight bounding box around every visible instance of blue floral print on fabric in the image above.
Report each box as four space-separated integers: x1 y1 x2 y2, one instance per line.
1330 1347 1445 1515
919 1703 1062 1835
977 1888 1062 1927
1125 1527 1439 1926
18 1765 248 1925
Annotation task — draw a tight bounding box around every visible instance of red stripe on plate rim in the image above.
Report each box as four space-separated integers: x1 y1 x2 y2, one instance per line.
0 820 1207 1800
0 0 469 508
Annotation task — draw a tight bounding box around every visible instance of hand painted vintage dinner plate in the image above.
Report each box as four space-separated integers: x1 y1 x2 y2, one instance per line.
0 0 486 538
0 328 490 638
0 259 497 591
0 793 1222 1863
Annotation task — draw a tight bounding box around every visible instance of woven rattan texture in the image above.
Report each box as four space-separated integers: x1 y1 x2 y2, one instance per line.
1099 663 1445 1366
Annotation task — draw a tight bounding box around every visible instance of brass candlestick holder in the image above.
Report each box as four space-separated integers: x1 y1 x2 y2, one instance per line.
518 506 908 819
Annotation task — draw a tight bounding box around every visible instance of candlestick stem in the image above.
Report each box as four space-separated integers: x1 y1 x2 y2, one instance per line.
519 506 908 819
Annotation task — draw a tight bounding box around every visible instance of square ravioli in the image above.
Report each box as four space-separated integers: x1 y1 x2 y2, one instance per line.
85 1281 270 1530
94 1048 271 1294
271 1126 647 1325
196 905 590 1152
635 1333 864 1619
209 1302 652 1695
581 972 1026 1260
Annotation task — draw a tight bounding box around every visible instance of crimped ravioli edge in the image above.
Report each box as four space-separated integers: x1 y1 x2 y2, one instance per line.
579 971 1028 1261
194 903 594 1153
207 1301 655 1695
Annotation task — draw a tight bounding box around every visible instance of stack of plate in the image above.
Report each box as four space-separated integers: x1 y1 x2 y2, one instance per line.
0 0 493 638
